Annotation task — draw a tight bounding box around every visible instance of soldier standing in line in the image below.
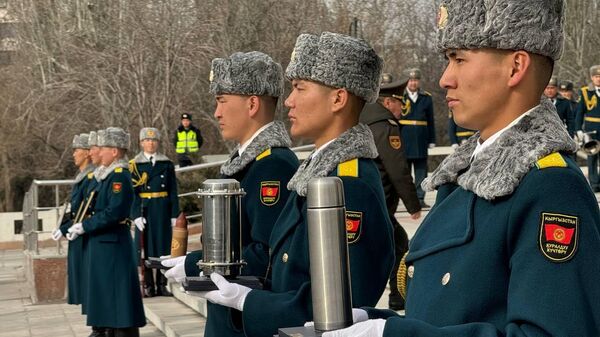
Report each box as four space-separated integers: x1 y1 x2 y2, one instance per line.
130 127 179 297
360 72 421 311
544 76 574 136
400 68 436 208
162 51 299 337
575 65 600 191
67 127 146 337
324 1 600 336
559 80 578 134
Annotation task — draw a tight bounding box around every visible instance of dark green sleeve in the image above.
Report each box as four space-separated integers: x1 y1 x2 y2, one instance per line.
184 250 203 276
83 172 134 234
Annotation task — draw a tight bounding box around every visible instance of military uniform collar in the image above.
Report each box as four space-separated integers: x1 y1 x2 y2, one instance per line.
133 152 170 163
238 122 274 157
423 98 576 200
98 158 129 181
74 164 96 184
287 123 378 196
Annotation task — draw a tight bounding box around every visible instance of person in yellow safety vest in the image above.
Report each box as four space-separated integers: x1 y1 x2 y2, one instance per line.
173 113 203 167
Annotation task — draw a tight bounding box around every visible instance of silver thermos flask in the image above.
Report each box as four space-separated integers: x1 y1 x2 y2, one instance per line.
307 176 353 332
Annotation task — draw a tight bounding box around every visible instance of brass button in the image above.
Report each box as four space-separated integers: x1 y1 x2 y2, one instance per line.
442 272 451 286
282 253 289 263
407 265 414 278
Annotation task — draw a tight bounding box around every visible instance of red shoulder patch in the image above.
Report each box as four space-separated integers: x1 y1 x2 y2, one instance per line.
345 211 363 244
539 212 578 262
112 182 122 193
260 181 280 206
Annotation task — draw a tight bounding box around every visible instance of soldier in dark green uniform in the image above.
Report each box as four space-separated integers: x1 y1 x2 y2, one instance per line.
53 133 95 313
200 32 394 337
544 76 574 136
324 1 600 336
559 80 578 134
67 127 146 337
401 68 436 207
448 111 475 148
360 73 421 311
162 51 299 337
130 127 179 297
575 65 600 191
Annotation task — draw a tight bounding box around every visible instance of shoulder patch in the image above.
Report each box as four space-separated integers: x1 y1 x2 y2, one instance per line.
345 211 363 244
115 167 123 173
256 148 271 161
260 181 280 206
387 119 398 126
536 152 567 170
539 212 578 262
112 182 122 193
389 136 401 150
87 172 94 179
337 158 359 177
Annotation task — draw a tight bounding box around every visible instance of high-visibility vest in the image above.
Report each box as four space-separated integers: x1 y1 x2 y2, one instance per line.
176 130 199 154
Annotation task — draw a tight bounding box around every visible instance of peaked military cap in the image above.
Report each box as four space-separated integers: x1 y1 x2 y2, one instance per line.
559 81 573 91
209 51 284 98
181 113 192 120
590 65 600 77
72 134 90 149
547 76 558 87
379 73 408 98
436 0 565 60
99 127 130 150
140 127 160 141
406 68 422 80
286 32 383 103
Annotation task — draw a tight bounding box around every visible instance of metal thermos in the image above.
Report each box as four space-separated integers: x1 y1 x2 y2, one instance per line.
196 179 245 277
307 177 353 332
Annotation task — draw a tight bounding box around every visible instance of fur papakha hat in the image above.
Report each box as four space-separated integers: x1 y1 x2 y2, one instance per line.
88 131 98 147
286 32 383 103
72 134 90 149
209 51 284 98
436 0 565 61
99 127 130 150
140 127 160 141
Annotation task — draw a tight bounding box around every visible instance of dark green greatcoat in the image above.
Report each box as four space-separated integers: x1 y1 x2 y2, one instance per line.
81 161 146 328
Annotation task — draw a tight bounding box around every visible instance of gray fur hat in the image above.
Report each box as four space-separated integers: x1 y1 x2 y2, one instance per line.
88 131 98 147
209 51 284 98
140 127 160 141
72 134 90 149
547 76 558 87
406 68 422 80
286 32 383 103
590 65 600 77
98 127 130 149
436 0 565 60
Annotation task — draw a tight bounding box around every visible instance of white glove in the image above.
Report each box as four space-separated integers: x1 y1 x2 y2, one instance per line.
68 223 85 235
171 218 176 227
204 273 252 311
51 229 63 241
162 255 187 283
428 143 436 149
322 319 386 337
305 308 369 327
134 217 146 231
66 232 79 241
451 143 459 149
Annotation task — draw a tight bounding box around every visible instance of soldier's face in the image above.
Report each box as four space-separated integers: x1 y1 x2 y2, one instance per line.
99 147 118 166
592 75 600 87
383 97 404 119
72 148 89 168
407 79 420 92
439 48 509 132
285 80 334 143
89 146 101 166
560 90 573 100
214 94 252 143
141 139 158 154
544 86 558 98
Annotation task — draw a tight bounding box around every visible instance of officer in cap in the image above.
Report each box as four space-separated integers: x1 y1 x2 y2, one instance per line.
162 51 299 337
199 32 394 337
575 65 600 191
67 127 146 337
559 80 578 134
324 0 600 336
400 67 436 207
130 127 179 297
544 76 574 136
360 72 421 310
173 113 203 167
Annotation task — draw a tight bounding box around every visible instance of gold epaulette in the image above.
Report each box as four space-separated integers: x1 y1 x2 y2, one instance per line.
387 119 398 126
256 148 271 161
337 158 359 177
397 251 409 300
87 172 94 179
115 167 123 173
536 152 567 170
423 91 432 96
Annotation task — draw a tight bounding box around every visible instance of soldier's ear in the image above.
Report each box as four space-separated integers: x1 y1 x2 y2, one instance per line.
507 51 531 88
331 88 349 114
247 95 260 118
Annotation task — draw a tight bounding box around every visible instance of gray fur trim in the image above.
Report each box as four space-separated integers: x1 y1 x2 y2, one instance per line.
209 51 284 98
74 164 96 184
287 123 378 196
437 0 565 61
93 165 105 182
286 32 383 103
220 121 292 176
422 99 576 200
133 152 170 163
98 158 129 181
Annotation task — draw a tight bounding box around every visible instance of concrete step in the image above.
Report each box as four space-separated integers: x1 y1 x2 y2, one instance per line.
144 295 205 337
169 282 207 317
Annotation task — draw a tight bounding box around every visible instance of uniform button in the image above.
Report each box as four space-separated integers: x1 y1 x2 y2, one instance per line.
282 253 288 263
161 184 165 188
147 186 151 190
161 175 164 178
442 272 451 286
407 265 414 278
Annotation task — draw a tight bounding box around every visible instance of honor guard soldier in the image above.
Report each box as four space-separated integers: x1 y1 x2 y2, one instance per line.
130 127 179 297
67 127 146 337
360 73 421 311
545 76 574 136
401 68 436 207
162 51 300 337
325 1 600 336
575 65 600 191
173 113 203 167
53 134 95 307
200 32 394 337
